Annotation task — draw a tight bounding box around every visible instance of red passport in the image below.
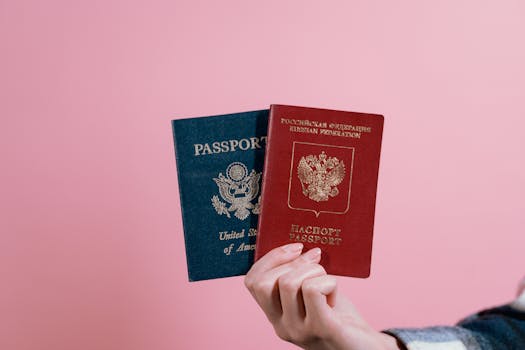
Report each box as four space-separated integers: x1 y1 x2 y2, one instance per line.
255 105 384 277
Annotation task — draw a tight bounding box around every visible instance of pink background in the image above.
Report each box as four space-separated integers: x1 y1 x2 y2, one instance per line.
1 1 524 349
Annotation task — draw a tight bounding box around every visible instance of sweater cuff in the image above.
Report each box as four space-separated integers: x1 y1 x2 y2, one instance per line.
383 326 482 350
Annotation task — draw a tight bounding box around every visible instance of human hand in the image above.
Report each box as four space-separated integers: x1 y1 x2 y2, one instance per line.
244 243 401 350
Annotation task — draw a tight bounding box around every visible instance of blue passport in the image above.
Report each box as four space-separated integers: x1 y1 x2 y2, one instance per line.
172 110 269 281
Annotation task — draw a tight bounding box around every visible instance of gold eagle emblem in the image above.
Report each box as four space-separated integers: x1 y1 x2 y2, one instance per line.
297 151 345 202
211 162 261 220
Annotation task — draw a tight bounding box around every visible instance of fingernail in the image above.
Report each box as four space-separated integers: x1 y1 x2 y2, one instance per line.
302 247 321 261
282 243 303 253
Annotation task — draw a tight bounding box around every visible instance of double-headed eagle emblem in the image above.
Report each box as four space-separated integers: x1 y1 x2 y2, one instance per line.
297 151 345 202
211 162 261 220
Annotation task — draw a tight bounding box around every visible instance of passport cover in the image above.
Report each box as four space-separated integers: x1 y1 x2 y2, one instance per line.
172 110 268 281
255 105 384 278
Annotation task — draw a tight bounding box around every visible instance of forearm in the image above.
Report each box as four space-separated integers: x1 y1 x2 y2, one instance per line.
384 290 525 350
299 299 525 350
